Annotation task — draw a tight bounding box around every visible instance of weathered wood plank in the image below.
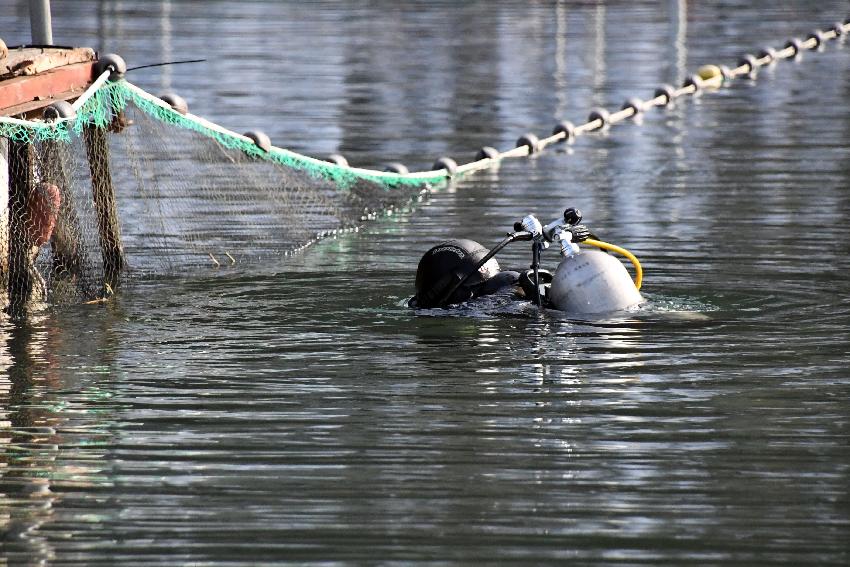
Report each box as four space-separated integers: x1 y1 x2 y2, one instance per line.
0 61 96 116
1 47 96 79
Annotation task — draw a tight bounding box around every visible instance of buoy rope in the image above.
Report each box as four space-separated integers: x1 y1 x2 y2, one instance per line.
583 238 643 290
448 18 849 177
1 18 847 188
70 70 112 112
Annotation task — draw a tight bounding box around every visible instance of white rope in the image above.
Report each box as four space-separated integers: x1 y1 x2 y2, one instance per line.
71 70 112 112
121 81 254 143
0 69 112 127
127 14 850 184
123 80 449 181
0 115 38 127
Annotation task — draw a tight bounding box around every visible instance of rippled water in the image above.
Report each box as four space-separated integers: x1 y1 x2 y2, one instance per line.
3 1 850 564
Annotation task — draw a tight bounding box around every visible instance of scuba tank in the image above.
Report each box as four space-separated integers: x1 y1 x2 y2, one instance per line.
549 248 643 314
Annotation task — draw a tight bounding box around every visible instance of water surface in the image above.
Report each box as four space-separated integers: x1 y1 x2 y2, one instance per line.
2 1 850 564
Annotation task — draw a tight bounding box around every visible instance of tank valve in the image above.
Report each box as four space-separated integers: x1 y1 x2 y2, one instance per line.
553 228 580 257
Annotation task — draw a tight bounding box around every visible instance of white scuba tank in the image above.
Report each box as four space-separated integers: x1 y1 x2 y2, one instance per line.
549 248 643 314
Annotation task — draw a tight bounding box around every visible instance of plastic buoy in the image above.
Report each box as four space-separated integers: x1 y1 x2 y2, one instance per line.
383 162 408 174
682 74 702 93
785 37 803 57
653 84 677 106
738 54 759 76
432 157 458 176
516 133 540 153
42 100 75 121
587 108 610 130
95 53 127 80
244 130 272 152
833 22 846 36
551 120 576 141
326 154 348 167
159 93 189 115
718 65 733 81
476 146 500 161
620 98 643 116
807 29 825 49
757 47 777 63
697 64 722 81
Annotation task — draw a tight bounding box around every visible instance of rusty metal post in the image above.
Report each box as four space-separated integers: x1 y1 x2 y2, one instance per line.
83 124 124 292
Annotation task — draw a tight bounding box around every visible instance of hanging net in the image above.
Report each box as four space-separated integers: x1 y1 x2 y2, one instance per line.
0 78 447 310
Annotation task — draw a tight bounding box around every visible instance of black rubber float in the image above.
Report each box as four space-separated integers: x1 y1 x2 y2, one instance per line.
43 100 75 120
383 162 409 174
95 53 127 80
432 157 458 176
515 133 540 153
586 108 610 130
326 154 349 167
475 146 500 161
244 130 272 152
159 93 189 115
653 84 677 106
551 120 576 141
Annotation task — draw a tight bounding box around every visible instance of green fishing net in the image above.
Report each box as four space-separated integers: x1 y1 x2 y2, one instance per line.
0 80 445 309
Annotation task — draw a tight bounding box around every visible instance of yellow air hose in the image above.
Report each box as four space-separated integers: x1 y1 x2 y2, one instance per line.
583 238 643 290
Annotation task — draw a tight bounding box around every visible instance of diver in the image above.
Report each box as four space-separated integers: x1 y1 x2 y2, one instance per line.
407 238 526 308
408 208 644 313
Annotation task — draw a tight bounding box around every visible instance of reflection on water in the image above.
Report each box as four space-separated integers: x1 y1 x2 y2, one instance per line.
2 0 850 564
1 319 58 563
1 312 121 563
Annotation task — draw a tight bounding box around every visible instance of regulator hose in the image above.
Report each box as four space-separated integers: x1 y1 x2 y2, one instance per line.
583 238 643 290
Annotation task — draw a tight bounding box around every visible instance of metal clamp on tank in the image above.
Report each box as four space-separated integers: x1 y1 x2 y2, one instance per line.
552 227 580 257
539 207 590 257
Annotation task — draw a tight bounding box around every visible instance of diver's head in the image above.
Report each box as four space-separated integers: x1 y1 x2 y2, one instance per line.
410 239 501 308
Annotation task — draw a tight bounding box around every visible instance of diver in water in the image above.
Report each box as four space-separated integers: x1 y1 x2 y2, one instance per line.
408 208 643 313
408 238 525 308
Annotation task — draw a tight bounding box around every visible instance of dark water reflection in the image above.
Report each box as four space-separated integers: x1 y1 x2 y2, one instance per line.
3 1 850 564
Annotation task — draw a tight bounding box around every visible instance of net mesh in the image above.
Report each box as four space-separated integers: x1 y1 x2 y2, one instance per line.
0 79 440 311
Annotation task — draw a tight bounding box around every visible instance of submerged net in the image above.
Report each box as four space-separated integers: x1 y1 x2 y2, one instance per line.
0 78 445 310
